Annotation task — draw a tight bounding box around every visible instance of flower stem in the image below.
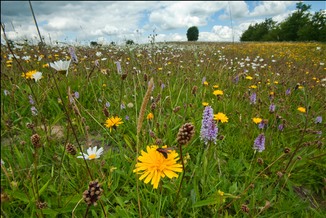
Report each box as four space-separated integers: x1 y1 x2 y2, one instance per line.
175 144 185 201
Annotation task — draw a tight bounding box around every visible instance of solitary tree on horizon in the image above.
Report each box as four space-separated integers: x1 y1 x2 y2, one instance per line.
187 26 199 41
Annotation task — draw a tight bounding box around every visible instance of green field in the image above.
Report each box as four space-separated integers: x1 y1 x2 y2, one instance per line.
1 41 325 217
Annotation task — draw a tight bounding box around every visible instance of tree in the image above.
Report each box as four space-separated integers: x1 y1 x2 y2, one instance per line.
90 41 98 47
187 26 199 41
126 39 134 45
298 10 326 41
239 2 326 42
240 18 277 41
278 2 311 41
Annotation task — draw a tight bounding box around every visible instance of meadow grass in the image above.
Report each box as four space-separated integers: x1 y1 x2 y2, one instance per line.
1 41 325 217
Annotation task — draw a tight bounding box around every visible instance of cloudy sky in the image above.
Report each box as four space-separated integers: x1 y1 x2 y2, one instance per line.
1 1 325 45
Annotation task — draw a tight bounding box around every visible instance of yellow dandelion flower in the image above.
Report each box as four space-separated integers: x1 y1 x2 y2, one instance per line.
249 85 257 89
21 70 43 82
245 76 253 80
202 102 209 106
214 112 229 123
213 85 219 88
203 81 209 86
158 67 163 71
22 70 37 79
213 90 224 96
297 107 306 113
147 112 154 120
105 116 123 132
133 145 182 189
252 117 262 124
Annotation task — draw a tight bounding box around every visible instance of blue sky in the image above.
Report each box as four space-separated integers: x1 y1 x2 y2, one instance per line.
1 1 325 45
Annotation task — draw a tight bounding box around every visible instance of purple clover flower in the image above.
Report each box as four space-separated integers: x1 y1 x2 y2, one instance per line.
253 134 265 152
233 75 239 84
68 47 78 64
269 103 276 113
286 88 291 95
114 61 122 74
278 124 284 131
29 95 35 105
250 92 257 105
31 106 38 116
258 121 266 129
200 106 218 145
120 103 125 110
105 102 110 108
74 91 79 99
315 116 322 124
161 83 165 89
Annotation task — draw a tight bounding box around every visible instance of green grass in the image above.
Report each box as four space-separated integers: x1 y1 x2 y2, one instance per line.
1 41 325 217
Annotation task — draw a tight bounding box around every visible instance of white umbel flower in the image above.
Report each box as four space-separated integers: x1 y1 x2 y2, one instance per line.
77 146 104 160
49 60 71 76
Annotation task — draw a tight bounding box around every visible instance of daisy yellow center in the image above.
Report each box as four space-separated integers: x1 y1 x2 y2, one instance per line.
88 154 96 159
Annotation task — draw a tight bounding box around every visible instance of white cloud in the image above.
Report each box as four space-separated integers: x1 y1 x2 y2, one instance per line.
219 1 249 20
0 1 323 45
249 1 297 17
149 1 227 30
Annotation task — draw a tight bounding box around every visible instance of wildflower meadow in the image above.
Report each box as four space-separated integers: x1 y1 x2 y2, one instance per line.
1 39 325 217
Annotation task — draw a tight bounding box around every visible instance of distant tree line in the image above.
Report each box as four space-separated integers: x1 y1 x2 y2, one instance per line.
240 2 326 42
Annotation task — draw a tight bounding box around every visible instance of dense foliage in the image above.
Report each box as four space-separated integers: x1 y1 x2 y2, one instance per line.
240 3 326 42
187 26 199 41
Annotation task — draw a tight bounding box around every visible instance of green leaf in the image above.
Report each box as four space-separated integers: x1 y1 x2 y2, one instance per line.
192 197 224 208
39 179 51 196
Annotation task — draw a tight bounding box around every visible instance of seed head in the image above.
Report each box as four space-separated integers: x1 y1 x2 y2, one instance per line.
241 204 250 213
31 134 41 148
177 123 195 145
83 180 103 206
66 143 77 155
173 106 181 113
192 85 198 96
103 106 110 117
36 201 48 209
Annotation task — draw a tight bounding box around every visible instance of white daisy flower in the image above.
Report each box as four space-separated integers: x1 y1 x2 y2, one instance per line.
77 146 104 160
32 71 43 82
49 60 71 76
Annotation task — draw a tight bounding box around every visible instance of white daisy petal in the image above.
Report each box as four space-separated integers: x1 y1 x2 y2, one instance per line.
77 146 103 160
